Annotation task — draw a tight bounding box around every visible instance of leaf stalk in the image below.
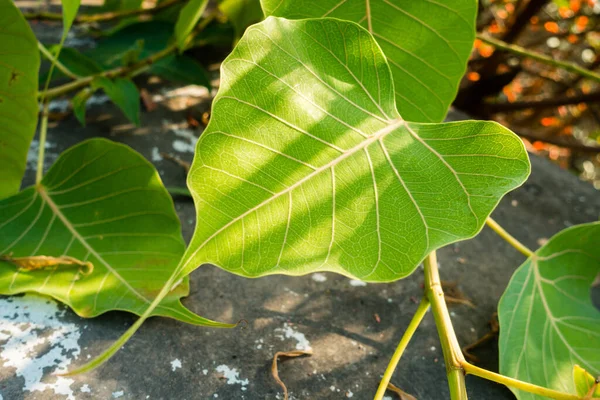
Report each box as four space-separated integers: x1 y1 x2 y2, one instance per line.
374 297 430 400
485 217 533 257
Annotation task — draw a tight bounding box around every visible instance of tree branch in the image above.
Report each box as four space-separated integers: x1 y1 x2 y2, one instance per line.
484 91 600 112
477 33 600 84
23 0 181 24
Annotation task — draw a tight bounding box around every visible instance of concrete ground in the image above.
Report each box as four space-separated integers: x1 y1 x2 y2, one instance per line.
1 82 599 400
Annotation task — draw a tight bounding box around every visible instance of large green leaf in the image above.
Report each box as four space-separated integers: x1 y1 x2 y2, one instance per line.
261 0 476 123
174 0 209 50
498 222 600 400
0 138 230 328
180 16 529 282
0 0 40 199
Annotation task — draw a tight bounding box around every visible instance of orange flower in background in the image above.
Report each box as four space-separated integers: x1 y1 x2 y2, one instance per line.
575 16 588 31
544 22 560 34
541 117 559 127
570 0 581 13
567 34 579 44
467 72 481 81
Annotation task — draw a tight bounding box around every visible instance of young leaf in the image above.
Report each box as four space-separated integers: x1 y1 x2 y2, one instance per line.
218 0 263 38
261 0 476 123
0 138 232 328
174 0 209 50
150 54 211 88
0 0 40 199
498 222 600 400
92 76 141 126
70 15 529 375
72 87 95 126
573 365 600 398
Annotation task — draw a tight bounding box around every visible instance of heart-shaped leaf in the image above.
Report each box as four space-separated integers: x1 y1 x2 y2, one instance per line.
498 222 600 400
0 138 231 328
261 0 476 123
179 17 529 282
0 0 40 199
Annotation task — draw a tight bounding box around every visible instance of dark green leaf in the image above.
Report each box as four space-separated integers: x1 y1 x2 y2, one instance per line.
92 76 141 126
0 138 232 328
72 87 95 126
0 0 40 199
261 0 476 123
39 47 103 84
218 0 263 38
151 54 211 88
499 222 600 399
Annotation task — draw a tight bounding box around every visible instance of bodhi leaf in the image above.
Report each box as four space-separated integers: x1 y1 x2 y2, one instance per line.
261 0 476 123
0 138 231 328
178 16 529 283
498 222 600 400
0 0 40 199
69 16 529 374
175 0 209 50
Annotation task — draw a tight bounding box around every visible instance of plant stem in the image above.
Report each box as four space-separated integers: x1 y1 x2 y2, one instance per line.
374 297 431 400
38 42 81 80
423 251 468 400
462 362 580 400
36 102 50 184
40 12 216 101
485 217 533 257
23 0 181 23
477 33 600 84
166 187 192 197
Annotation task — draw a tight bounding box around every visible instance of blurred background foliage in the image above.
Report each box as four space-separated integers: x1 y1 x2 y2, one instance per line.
17 0 600 188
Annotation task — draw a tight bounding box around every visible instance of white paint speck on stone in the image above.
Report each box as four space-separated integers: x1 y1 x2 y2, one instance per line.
346 390 354 398
349 279 367 287
151 147 163 162
216 365 249 389
274 323 311 351
112 390 124 398
330 386 336 392
430 346 436 352
0 295 82 400
80 384 91 393
171 359 182 372
202 369 208 375
311 273 327 282
27 140 58 170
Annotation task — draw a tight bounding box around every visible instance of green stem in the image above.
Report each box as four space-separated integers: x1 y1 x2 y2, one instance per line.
485 217 533 257
424 251 468 400
36 102 49 184
23 0 181 23
40 12 216 101
462 362 580 400
477 33 600 84
38 41 80 80
166 187 192 197
374 297 431 400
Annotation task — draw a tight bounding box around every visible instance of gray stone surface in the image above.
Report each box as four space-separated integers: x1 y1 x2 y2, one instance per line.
1 90 599 400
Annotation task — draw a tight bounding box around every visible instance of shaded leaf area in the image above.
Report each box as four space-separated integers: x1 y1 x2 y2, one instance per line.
499 222 600 400
42 21 212 88
261 0 476 123
92 76 140 126
0 0 40 199
0 138 230 328
181 17 530 283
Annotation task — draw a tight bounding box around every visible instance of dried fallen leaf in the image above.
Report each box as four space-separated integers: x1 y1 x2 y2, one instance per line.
0 254 93 275
387 382 417 400
271 349 313 400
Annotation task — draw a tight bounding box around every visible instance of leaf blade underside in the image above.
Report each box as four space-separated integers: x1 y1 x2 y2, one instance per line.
0 138 230 328
260 0 476 123
498 222 600 400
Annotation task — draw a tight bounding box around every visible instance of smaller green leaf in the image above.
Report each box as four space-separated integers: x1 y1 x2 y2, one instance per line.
150 54 211 88
60 0 81 35
499 222 600 400
218 0 263 38
92 76 140 126
72 87 95 126
174 0 208 50
574 365 600 399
